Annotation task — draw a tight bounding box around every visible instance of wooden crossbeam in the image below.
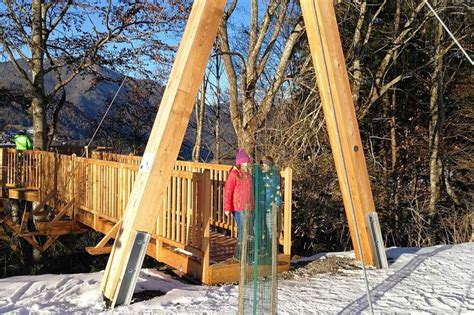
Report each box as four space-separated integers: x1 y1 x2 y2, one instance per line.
20 231 44 237
157 236 203 258
100 0 227 303
8 188 39 201
85 246 113 256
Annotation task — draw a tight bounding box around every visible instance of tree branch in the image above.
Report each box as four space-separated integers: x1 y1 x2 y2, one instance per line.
256 0 289 79
359 1 428 119
248 0 282 83
218 15 242 135
45 0 72 36
249 0 258 56
249 20 304 130
0 35 34 89
4 0 33 46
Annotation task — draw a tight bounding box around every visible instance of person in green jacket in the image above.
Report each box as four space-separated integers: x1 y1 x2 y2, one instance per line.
13 130 33 151
13 130 33 185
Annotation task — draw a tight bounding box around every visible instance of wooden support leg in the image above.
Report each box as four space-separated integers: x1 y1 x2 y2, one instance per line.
300 1 379 265
49 198 75 225
200 171 211 284
42 235 59 251
32 190 56 215
85 219 122 255
19 209 29 234
23 236 42 252
100 0 227 305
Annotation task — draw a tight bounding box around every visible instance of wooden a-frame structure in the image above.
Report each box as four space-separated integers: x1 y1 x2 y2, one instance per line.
101 0 381 306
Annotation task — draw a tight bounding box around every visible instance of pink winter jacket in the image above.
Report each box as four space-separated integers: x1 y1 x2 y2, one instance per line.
224 168 254 212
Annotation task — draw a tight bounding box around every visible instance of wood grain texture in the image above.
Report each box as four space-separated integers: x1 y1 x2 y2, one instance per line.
300 0 377 265
100 0 227 301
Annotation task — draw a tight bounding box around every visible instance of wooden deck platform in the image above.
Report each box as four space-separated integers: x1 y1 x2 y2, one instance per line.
8 188 39 202
0 148 293 284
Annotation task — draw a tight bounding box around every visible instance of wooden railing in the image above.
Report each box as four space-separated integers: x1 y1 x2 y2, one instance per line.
3 149 42 188
86 152 293 254
1 149 292 256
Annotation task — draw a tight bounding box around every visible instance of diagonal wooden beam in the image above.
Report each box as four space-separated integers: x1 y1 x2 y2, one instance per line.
19 209 29 234
23 236 42 251
300 0 378 265
49 198 75 225
32 189 56 215
42 235 59 251
100 0 227 303
85 219 122 255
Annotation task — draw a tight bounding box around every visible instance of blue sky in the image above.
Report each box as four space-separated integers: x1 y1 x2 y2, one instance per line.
0 1 257 103
0 1 252 70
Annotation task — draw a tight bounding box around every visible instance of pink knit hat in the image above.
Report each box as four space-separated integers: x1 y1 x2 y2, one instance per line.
235 148 251 165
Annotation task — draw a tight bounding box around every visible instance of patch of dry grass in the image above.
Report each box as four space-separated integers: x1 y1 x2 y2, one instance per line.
280 256 359 280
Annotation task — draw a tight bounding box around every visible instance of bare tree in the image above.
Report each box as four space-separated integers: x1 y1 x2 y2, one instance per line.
218 0 304 154
427 0 445 215
0 0 189 149
192 76 208 162
344 1 428 119
212 52 223 162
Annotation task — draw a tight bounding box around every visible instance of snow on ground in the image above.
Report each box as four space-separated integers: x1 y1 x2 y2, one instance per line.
0 242 473 314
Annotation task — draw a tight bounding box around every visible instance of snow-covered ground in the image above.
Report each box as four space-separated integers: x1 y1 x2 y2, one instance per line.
0 242 472 314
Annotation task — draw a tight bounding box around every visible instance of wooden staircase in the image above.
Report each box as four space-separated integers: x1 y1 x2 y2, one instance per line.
1 192 87 252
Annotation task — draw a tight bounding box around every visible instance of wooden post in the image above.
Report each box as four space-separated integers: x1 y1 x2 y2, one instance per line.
283 167 292 256
0 148 4 185
100 0 226 302
300 0 377 265
271 201 278 315
200 170 211 283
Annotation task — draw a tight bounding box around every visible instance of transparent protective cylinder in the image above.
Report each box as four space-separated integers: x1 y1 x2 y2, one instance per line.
238 164 281 315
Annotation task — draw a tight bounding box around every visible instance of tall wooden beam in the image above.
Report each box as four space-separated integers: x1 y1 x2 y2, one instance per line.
100 0 227 302
300 0 377 265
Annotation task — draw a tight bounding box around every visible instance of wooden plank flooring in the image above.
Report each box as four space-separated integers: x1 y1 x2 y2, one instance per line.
209 231 237 263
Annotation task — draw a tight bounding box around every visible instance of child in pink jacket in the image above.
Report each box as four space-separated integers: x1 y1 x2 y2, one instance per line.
224 148 254 259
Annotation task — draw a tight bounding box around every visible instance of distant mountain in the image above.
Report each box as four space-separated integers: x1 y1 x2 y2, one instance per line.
0 60 234 160
0 60 161 141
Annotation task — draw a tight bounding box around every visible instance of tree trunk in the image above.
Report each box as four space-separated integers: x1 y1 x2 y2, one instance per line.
31 0 47 150
10 199 20 224
31 97 47 150
428 0 446 216
390 1 400 173
192 79 207 162
214 54 221 162
218 1 303 157
238 127 256 159
350 0 367 105
390 1 401 210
